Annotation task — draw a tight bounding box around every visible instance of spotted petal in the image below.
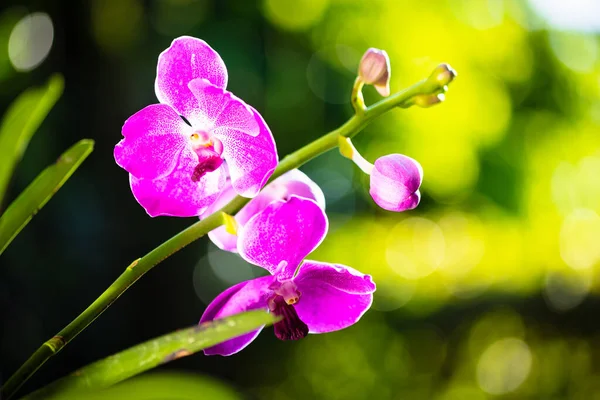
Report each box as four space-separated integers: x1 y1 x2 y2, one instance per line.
204 169 326 252
114 104 190 180
293 260 375 334
155 36 228 119
200 276 274 356
188 79 277 198
238 196 327 279
129 150 226 217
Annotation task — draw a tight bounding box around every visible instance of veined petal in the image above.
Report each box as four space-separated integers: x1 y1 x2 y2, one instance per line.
129 150 226 217
214 106 277 198
200 276 274 356
293 260 375 334
293 260 376 294
155 36 228 119
203 169 325 253
114 104 190 180
270 169 326 210
186 79 277 197
187 78 259 134
238 196 328 278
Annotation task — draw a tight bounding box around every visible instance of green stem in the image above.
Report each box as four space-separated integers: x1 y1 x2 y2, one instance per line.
350 77 366 115
1 73 441 400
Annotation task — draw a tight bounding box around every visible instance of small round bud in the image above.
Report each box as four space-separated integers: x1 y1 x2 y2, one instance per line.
358 48 391 97
369 154 423 212
429 63 457 87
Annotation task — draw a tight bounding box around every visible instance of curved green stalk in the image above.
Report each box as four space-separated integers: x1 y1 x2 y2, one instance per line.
1 68 451 400
23 311 277 399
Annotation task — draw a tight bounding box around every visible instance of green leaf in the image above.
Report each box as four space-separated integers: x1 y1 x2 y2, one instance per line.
34 372 242 400
0 74 64 206
25 311 276 399
0 139 94 255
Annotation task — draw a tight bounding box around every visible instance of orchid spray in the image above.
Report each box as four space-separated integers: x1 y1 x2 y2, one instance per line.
1 36 456 399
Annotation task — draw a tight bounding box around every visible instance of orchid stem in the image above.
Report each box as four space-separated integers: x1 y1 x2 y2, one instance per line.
1 68 447 400
350 77 366 115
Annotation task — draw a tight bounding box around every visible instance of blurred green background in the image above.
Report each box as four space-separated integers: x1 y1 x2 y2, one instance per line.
2 0 600 398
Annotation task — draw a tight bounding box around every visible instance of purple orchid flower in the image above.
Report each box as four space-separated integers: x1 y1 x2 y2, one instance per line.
201 168 326 252
369 154 423 212
114 36 277 217
199 196 375 356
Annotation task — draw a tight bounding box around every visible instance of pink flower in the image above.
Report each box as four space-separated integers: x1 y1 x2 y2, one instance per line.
201 168 326 252
114 36 277 217
200 196 375 356
369 154 422 212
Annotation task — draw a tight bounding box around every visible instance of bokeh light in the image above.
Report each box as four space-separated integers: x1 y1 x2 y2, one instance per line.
385 217 445 280
263 0 329 31
560 208 600 270
543 270 592 312
8 12 53 72
476 338 532 395
528 0 600 32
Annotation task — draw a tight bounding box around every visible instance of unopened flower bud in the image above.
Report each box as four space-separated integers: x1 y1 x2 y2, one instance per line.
358 48 391 97
413 93 445 108
369 154 423 212
429 63 457 87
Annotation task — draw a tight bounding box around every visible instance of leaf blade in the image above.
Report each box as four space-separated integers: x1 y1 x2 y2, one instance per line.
0 139 94 255
0 74 64 206
25 311 276 399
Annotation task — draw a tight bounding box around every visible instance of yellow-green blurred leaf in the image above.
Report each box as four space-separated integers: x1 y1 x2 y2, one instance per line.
0 139 93 255
40 372 241 400
0 74 64 206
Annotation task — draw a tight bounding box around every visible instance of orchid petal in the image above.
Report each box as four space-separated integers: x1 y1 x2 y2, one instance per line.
238 196 327 278
114 104 190 180
129 151 226 217
271 169 326 210
293 260 375 334
200 276 274 356
294 260 376 294
215 105 277 197
155 36 227 119
186 78 258 134
369 154 423 212
203 169 326 253
187 79 277 197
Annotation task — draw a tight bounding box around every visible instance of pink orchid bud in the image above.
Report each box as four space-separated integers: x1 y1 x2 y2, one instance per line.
358 48 391 97
369 154 423 212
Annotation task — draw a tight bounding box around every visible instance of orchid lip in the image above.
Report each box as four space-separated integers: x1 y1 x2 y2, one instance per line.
188 131 224 182
269 296 308 341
